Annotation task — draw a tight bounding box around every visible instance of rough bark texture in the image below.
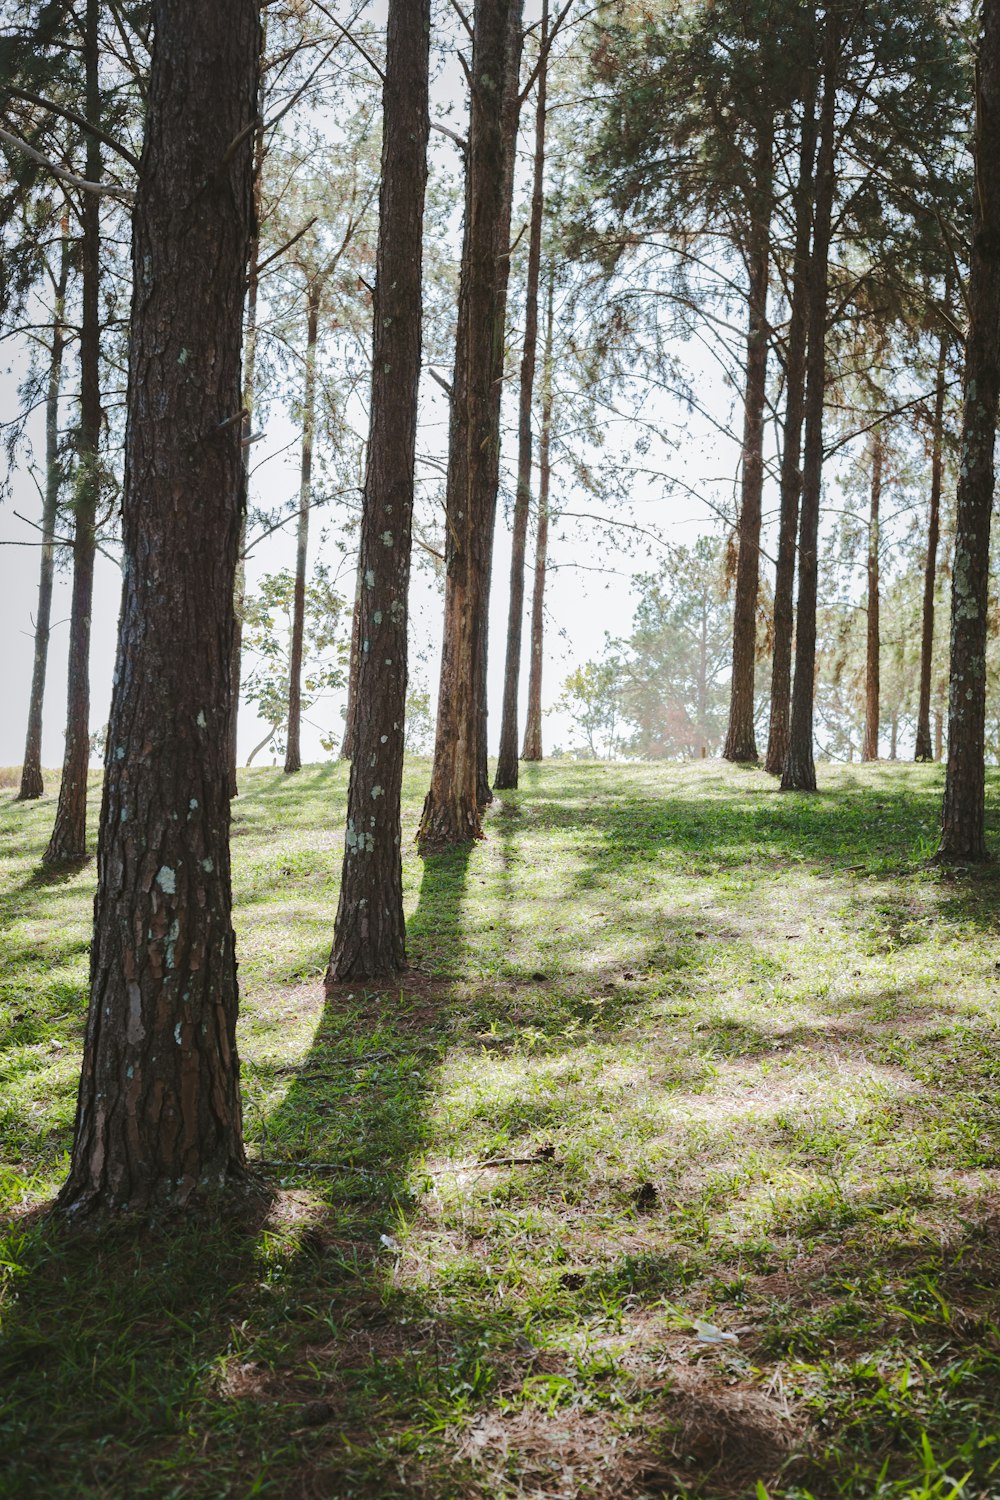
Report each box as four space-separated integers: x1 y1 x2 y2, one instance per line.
58 0 259 1213
722 118 773 765
861 432 883 762
329 0 430 980
419 0 520 851
494 0 548 792
915 327 947 761
284 286 319 775
18 225 69 802
781 15 838 794
521 271 554 763
44 0 101 862
938 0 1000 862
764 84 817 776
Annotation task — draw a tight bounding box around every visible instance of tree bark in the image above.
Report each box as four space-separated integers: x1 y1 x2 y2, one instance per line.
494 0 548 792
915 324 948 761
284 284 319 775
781 13 838 794
938 0 1000 862
723 116 773 765
764 81 818 775
18 221 70 802
58 0 259 1214
44 0 101 863
521 268 555 763
329 0 430 980
229 108 267 799
861 431 883 762
419 0 521 851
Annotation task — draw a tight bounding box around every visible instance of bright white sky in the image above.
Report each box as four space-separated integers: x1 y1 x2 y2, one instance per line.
0 0 784 774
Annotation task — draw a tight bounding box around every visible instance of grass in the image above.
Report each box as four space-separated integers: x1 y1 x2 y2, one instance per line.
3 757 1000 1496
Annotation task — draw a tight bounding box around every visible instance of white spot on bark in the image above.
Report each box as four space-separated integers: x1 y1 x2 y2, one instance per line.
365 569 375 589
381 531 393 547
196 710 207 728
202 857 214 872
189 798 198 810
373 610 383 624
156 866 176 894
380 735 388 743
115 746 125 760
174 1022 183 1045
372 785 383 799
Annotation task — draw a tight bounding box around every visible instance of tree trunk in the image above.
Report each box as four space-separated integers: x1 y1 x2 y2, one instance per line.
938 0 1000 862
494 1 548 792
476 0 525 810
764 80 818 775
58 0 259 1214
18 221 70 802
723 117 773 765
889 713 898 760
44 0 101 863
915 324 948 761
340 573 361 760
521 267 554 763
284 285 319 775
229 107 267 799
935 707 943 762
861 431 883 762
329 0 430 980
781 13 839 794
419 0 521 851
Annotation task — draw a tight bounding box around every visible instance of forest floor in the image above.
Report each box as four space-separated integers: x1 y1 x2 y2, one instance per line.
3 759 1000 1498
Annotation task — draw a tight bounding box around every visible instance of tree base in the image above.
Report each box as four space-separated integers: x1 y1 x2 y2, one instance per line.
417 790 483 855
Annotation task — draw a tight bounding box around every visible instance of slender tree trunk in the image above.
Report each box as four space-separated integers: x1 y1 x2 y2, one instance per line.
521 268 555 763
229 107 267 799
44 0 102 863
938 0 1000 862
765 81 818 775
284 285 319 775
494 0 548 792
329 0 430 980
915 325 948 761
419 0 520 851
935 707 943 762
781 14 838 793
861 432 883 762
476 0 525 810
889 714 898 760
340 574 361 760
723 117 773 765
18 223 70 802
58 0 259 1213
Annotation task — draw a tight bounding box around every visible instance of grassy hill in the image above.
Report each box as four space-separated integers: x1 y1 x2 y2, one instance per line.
3 759 1000 1497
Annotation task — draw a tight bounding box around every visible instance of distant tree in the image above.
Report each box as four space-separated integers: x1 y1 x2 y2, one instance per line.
59 0 260 1212
418 0 523 850
241 566 349 765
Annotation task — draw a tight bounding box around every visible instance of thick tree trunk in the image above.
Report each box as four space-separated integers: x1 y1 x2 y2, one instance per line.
495 0 548 792
229 110 266 799
915 326 948 761
764 83 817 775
329 0 430 980
44 0 101 863
521 269 554 763
419 0 521 851
723 118 773 765
781 14 838 793
938 0 1000 862
284 285 319 775
18 224 70 802
861 432 883 762
58 0 259 1214
476 0 525 810
340 574 362 760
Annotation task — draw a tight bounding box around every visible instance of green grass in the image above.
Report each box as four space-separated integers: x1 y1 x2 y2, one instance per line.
4 758 1000 1496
